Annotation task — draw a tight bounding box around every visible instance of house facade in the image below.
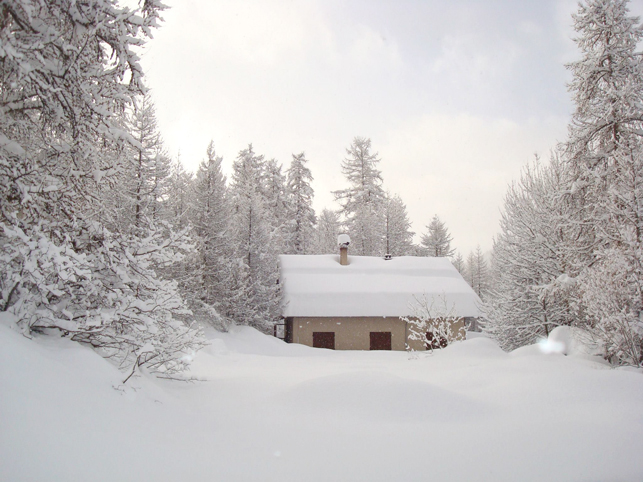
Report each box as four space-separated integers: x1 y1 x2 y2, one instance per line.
279 247 481 351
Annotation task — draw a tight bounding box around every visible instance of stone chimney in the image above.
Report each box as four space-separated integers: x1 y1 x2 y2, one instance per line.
337 234 350 266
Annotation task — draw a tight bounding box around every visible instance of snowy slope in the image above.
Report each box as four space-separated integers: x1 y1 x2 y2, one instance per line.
1 322 643 482
279 254 481 317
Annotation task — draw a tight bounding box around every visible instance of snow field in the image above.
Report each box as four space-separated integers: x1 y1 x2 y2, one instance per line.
1 322 642 482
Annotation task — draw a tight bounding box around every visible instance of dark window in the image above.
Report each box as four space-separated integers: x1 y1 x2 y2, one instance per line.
370 332 392 350
426 332 448 350
313 332 335 349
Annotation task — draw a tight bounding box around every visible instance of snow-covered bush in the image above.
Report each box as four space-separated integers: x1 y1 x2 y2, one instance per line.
401 294 465 352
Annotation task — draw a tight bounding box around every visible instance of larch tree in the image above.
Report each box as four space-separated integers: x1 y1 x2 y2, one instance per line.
165 157 194 230
562 0 643 366
333 137 386 256
484 157 575 351
383 193 415 256
421 215 455 257
227 145 280 331
452 251 466 276
188 141 230 329
261 158 290 253
122 94 173 232
286 152 316 254
0 0 205 382
315 209 341 254
466 245 489 300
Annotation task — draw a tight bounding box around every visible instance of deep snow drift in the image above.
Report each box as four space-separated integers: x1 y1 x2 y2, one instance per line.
1 322 642 482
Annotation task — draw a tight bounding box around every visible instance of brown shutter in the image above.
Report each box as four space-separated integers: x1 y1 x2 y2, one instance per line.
313 332 335 349
369 332 392 350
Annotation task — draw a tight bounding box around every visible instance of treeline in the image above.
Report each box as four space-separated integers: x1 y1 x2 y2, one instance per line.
0 0 468 380
484 0 643 367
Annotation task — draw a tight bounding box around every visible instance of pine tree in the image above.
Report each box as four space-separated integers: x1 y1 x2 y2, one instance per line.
333 137 386 256
286 152 316 254
420 215 455 257
383 193 414 256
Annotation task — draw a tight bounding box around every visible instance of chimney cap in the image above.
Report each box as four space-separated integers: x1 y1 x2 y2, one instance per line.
337 234 350 248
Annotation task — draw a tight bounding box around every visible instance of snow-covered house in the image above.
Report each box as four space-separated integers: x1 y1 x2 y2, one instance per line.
279 239 481 351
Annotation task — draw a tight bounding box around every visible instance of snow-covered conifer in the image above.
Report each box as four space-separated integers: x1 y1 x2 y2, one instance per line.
452 251 466 276
227 145 280 331
484 157 575 350
383 193 414 256
420 216 455 258
186 141 231 329
561 0 643 365
0 0 204 381
315 209 341 254
333 137 386 256
166 158 194 230
119 94 173 231
261 158 290 253
466 245 489 300
286 152 316 254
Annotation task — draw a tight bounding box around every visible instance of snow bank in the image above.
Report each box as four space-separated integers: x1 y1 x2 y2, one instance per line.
279 254 481 317
511 326 608 366
2 321 643 482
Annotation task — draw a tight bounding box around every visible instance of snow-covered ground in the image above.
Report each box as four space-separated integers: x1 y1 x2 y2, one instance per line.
1 322 642 482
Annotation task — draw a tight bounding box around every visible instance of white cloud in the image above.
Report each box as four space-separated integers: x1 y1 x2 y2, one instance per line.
377 113 568 254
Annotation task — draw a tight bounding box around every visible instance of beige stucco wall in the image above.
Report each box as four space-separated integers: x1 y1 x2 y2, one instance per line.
291 316 465 351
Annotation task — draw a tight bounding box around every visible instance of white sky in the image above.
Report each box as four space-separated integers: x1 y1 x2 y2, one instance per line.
138 0 643 256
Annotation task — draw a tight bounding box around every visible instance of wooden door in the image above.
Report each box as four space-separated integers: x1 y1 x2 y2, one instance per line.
426 332 448 350
313 332 335 349
370 332 392 350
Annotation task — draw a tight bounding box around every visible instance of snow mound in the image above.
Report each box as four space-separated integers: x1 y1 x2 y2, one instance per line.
441 336 508 359
2 317 643 482
511 326 606 364
274 371 490 423
202 325 328 357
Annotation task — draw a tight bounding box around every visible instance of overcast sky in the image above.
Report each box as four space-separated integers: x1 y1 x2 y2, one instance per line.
138 0 643 256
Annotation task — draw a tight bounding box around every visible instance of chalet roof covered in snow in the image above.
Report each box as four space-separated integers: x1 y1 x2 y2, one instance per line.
279 255 481 318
